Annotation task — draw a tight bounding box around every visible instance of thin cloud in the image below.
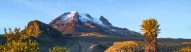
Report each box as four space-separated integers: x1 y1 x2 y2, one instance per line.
13 0 65 15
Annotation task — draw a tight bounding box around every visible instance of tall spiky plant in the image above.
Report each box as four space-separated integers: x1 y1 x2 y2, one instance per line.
140 18 160 52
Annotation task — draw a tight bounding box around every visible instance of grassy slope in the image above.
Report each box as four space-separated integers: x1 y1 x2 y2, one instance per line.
0 34 190 52
67 35 191 52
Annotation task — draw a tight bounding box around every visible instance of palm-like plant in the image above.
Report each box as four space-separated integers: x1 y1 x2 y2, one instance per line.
141 18 160 52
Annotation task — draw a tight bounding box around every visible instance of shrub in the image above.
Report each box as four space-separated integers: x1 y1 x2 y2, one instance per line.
49 46 70 52
0 40 39 52
105 41 141 52
0 28 39 52
174 46 191 52
119 41 139 52
181 42 191 44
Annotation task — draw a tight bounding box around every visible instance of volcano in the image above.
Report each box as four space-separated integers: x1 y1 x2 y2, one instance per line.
49 11 140 37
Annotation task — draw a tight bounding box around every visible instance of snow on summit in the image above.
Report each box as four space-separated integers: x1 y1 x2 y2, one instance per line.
49 11 141 37
59 11 77 22
58 11 102 24
49 11 108 27
71 11 77 14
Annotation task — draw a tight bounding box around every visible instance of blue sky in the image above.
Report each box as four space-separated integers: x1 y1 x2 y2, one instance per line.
0 0 191 39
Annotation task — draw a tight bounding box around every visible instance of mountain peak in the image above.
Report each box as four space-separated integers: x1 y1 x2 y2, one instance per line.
100 16 112 26
22 20 62 37
49 11 141 37
70 11 77 14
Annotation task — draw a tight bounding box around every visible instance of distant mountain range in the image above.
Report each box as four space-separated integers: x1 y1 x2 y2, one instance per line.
49 11 141 37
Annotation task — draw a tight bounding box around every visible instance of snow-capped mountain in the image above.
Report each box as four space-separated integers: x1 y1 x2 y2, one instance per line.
49 11 105 26
49 11 141 37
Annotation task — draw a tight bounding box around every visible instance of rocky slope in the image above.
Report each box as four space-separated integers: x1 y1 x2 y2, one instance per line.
22 20 62 37
49 11 141 37
22 20 67 52
0 35 6 44
22 20 105 52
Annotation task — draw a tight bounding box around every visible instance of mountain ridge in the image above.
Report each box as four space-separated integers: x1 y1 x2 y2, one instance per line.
49 11 141 37
22 20 67 52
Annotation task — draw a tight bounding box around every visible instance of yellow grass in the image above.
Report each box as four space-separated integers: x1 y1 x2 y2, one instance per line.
105 41 139 52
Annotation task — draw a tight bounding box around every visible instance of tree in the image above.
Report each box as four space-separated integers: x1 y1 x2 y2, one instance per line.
140 18 160 52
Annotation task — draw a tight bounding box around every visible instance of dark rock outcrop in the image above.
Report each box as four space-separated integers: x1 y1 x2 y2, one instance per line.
100 16 112 26
85 14 93 20
0 35 6 44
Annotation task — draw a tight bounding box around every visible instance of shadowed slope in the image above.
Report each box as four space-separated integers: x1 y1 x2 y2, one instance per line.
22 20 67 52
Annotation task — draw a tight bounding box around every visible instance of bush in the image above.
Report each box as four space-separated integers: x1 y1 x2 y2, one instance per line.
119 41 139 52
0 40 39 52
49 46 70 52
105 41 141 52
181 42 191 44
0 28 39 52
174 46 191 52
